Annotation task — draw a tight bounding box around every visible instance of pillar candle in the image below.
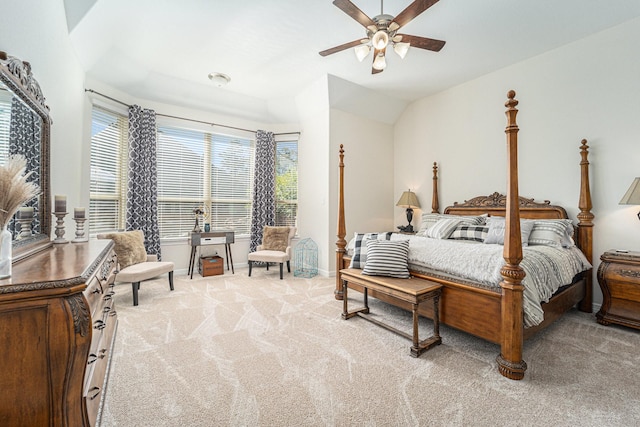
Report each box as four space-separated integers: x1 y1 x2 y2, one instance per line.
18 206 34 219
74 207 85 219
54 195 66 213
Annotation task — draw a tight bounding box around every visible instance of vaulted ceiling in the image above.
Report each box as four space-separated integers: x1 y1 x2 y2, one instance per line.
65 0 640 123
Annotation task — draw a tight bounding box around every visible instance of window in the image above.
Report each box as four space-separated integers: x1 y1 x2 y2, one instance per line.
89 106 128 236
89 103 298 239
156 125 255 238
275 138 298 227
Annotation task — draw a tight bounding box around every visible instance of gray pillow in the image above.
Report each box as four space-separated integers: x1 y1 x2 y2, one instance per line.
484 217 534 246
528 219 575 248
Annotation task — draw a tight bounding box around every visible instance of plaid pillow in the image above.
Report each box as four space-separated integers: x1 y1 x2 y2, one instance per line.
348 232 392 269
449 224 489 242
417 213 486 236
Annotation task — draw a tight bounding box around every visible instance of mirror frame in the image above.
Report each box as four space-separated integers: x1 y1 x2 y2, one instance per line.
0 51 52 262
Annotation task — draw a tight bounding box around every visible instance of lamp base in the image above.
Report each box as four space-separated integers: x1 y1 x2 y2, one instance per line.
397 224 414 233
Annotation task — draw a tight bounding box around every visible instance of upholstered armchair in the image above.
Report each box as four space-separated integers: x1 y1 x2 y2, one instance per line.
98 230 174 306
248 226 296 280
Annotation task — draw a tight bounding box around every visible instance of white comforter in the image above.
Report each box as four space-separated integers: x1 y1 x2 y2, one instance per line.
389 234 592 327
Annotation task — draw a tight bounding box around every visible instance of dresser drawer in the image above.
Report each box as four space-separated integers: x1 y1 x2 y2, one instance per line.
84 306 117 426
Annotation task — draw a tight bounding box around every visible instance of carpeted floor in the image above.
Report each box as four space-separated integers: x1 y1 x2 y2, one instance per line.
100 267 640 426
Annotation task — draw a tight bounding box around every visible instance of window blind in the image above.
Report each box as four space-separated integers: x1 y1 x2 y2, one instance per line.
156 126 206 238
0 89 12 162
89 106 128 236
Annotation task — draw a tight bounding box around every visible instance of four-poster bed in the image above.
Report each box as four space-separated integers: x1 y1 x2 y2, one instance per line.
335 90 594 380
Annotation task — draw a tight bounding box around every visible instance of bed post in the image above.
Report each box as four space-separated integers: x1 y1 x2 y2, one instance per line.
577 139 594 312
496 90 527 380
335 144 347 300
432 162 440 213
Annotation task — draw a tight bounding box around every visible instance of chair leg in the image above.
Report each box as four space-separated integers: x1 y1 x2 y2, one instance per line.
169 271 174 291
287 260 291 273
132 282 140 306
279 263 283 280
248 260 252 277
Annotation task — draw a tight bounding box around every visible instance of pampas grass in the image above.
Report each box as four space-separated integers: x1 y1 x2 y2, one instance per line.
0 154 40 228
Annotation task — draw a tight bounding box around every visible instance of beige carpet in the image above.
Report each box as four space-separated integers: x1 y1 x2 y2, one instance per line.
101 268 640 426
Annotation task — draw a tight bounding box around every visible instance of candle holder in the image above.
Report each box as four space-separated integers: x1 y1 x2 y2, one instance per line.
53 212 68 244
72 218 87 243
16 218 33 240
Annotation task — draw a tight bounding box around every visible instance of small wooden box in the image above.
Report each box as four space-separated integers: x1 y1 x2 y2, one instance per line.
199 256 224 277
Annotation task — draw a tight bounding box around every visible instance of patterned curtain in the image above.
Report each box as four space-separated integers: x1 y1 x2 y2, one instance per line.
8 98 41 238
126 105 161 258
249 130 276 252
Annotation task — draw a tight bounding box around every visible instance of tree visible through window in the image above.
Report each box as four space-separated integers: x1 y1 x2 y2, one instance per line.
275 139 298 227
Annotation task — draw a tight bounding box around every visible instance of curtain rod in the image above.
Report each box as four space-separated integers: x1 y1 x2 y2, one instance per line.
84 88 300 136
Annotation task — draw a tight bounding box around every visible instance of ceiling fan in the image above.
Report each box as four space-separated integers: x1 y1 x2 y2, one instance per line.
319 0 446 74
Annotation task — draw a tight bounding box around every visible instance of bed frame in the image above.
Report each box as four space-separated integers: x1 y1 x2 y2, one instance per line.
334 90 594 380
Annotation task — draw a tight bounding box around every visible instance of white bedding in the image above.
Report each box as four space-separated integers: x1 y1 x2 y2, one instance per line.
375 234 592 327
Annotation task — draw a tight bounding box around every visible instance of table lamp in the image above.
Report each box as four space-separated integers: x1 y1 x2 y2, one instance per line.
620 177 640 220
396 190 420 232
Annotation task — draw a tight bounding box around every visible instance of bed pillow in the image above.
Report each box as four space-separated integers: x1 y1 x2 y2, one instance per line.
348 232 393 269
426 218 462 239
449 224 489 242
484 217 534 246
417 213 486 236
362 239 410 278
528 219 575 248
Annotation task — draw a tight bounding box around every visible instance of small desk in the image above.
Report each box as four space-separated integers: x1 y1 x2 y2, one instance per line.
189 231 235 278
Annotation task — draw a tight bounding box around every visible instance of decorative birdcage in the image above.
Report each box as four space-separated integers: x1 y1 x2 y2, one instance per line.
294 238 318 278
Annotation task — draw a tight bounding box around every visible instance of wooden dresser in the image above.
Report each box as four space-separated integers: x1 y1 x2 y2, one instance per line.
596 250 640 330
0 240 118 427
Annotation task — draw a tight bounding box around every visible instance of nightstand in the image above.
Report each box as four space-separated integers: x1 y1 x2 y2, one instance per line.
596 250 640 330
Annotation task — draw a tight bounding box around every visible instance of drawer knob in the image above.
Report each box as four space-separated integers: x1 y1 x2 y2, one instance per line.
88 386 101 400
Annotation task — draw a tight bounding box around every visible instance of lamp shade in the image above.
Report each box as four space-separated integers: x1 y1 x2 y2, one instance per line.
372 30 389 50
372 52 387 70
354 44 371 62
396 190 420 209
393 42 410 59
620 177 640 205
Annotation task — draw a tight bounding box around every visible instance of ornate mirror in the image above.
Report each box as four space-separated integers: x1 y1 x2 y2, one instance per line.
0 51 52 262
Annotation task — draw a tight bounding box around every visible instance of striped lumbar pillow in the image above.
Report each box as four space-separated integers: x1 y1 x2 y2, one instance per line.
362 239 410 278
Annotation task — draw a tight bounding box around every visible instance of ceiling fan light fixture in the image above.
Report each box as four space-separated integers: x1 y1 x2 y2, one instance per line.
354 44 371 62
372 52 387 70
208 72 230 87
393 42 410 59
371 30 389 50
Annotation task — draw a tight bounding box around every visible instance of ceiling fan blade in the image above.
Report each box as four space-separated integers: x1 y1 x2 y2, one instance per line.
332 0 375 28
392 0 439 29
319 39 365 57
396 34 446 52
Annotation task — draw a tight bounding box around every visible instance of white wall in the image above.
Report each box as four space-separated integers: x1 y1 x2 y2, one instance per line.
330 109 395 245
295 76 331 275
1 0 87 237
394 17 640 306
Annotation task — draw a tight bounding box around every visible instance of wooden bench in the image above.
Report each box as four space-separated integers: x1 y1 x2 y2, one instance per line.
340 268 442 357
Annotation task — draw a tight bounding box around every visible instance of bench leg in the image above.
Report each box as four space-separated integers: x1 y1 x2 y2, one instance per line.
410 291 442 358
132 282 140 306
168 271 174 291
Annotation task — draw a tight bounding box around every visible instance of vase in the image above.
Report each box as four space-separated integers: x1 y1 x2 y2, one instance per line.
0 225 11 279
